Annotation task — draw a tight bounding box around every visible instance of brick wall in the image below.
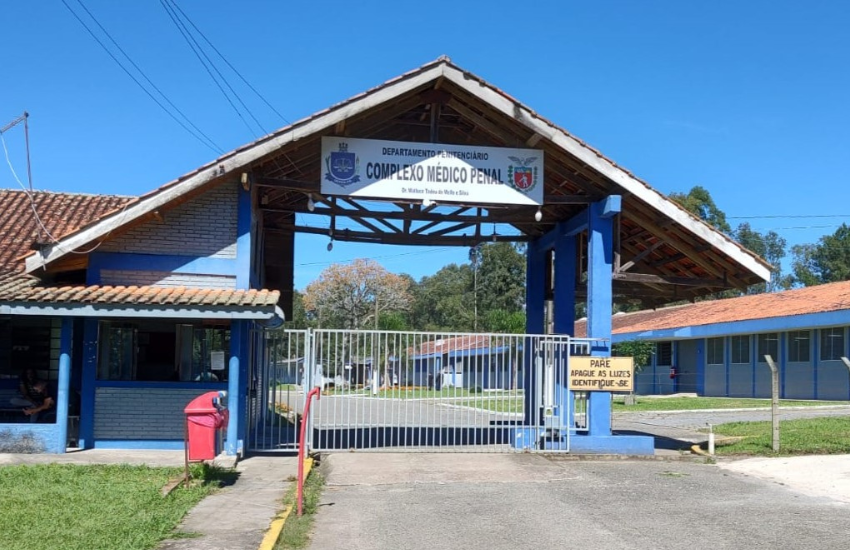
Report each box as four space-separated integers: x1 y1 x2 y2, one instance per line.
100 182 238 258
94 387 215 440
99 270 236 289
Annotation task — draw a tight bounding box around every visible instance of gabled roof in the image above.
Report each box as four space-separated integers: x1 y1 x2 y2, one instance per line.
412 334 497 358
0 189 131 273
574 281 850 337
22 57 771 301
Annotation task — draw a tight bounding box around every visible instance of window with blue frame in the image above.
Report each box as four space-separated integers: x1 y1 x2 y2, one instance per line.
730 335 750 364
757 333 779 363
788 331 810 363
819 327 846 362
98 321 230 382
706 337 724 365
656 342 672 366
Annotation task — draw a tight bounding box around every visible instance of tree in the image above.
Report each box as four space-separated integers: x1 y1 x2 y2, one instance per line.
302 259 412 329
733 222 792 293
669 185 732 234
409 263 474 331
611 340 654 374
791 224 850 286
477 242 526 313
482 309 526 333
287 290 314 329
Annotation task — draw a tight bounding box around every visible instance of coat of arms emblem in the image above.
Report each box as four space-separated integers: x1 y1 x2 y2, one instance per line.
507 156 538 192
325 142 360 186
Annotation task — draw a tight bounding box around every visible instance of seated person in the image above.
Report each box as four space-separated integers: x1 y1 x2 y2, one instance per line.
10 370 55 423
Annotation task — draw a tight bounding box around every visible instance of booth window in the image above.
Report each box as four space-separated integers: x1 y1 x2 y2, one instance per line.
98 321 230 382
730 335 750 364
788 331 810 363
820 327 845 362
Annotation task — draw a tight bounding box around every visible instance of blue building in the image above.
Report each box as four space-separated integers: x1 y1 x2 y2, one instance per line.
1 58 771 455
576 282 850 400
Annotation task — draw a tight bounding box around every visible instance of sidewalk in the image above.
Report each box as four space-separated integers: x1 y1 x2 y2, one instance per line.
158 455 297 550
0 450 298 550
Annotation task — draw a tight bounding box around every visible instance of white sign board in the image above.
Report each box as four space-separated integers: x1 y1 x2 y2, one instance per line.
210 351 225 371
321 137 543 205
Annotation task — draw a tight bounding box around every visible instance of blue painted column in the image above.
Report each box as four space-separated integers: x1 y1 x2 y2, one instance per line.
226 320 243 456
55 317 73 454
780 332 787 398
523 238 545 426
228 181 252 455
554 231 576 430
553 230 576 336
78 319 99 449
586 197 618 437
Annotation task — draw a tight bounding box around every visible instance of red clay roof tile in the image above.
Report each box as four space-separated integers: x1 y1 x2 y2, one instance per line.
0 189 132 273
574 281 850 337
0 273 279 309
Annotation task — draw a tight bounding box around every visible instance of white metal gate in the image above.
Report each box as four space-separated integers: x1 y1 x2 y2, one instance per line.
300 329 597 453
247 328 309 452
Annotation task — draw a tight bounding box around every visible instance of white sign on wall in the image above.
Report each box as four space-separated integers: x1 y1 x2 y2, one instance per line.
320 137 544 205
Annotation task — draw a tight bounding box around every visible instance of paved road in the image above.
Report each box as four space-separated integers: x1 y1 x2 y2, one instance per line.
309 454 850 550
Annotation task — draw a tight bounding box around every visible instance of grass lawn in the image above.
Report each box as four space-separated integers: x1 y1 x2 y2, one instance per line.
459 398 524 413
275 468 325 549
713 416 850 456
0 463 227 550
611 396 850 412
455 395 849 414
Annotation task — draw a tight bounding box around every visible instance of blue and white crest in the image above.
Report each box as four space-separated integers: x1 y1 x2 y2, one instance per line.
324 142 360 186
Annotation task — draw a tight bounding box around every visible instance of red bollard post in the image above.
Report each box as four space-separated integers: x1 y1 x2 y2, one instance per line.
297 387 321 517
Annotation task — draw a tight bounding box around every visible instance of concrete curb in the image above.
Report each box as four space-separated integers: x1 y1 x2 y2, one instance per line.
258 457 314 550
615 404 850 415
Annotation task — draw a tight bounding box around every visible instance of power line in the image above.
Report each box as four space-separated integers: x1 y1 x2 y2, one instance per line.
71 0 223 154
1 132 133 255
167 0 290 125
159 0 263 138
60 0 223 154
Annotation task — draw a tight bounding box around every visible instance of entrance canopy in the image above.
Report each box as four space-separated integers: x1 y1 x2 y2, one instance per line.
24 57 770 306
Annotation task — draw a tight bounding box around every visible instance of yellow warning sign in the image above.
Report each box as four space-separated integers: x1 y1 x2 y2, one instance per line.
569 356 634 392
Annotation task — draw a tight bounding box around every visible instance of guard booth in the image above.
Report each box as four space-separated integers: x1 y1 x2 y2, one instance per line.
6 58 770 455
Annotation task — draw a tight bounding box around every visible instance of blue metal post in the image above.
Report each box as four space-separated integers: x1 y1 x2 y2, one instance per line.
554 231 576 431
226 321 242 455
55 317 73 453
586 198 617 437
524 238 545 426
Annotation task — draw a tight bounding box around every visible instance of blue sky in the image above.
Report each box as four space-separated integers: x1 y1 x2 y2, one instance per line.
2 1 848 288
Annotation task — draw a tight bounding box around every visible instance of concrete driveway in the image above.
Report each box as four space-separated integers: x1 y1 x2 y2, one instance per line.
308 453 850 550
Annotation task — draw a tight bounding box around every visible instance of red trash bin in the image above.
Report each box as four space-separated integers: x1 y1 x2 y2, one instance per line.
184 391 228 461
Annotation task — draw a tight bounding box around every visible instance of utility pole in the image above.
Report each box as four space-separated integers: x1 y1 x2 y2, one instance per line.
0 112 33 191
